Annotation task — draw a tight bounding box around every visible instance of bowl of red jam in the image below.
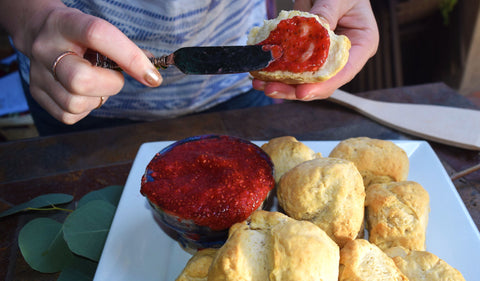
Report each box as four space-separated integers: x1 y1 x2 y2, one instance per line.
140 135 275 252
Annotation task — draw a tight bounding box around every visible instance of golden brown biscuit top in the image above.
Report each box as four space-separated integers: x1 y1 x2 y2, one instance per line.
208 210 339 281
366 181 430 251
329 137 409 186
176 248 218 281
277 157 365 247
261 136 321 182
339 239 409 281
385 247 466 281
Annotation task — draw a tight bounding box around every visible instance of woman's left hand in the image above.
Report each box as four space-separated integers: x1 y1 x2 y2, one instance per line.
253 0 379 100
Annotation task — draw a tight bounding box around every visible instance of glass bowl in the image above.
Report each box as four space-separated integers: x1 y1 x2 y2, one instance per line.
140 135 275 252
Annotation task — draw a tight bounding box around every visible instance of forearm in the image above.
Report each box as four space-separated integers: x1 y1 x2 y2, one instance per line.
0 0 66 56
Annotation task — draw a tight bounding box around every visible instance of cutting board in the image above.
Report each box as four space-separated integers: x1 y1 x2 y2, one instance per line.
329 89 480 150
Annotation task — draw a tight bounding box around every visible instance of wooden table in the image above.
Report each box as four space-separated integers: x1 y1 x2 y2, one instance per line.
1 82 479 280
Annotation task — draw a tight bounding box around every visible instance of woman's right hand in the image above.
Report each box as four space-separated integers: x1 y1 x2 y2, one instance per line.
6 1 162 124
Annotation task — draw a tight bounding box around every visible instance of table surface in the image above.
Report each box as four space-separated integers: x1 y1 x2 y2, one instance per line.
1 82 479 280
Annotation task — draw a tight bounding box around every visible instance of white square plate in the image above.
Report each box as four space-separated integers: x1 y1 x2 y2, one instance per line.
94 140 480 281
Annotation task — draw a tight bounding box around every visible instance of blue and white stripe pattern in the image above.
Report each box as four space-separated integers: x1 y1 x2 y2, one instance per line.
18 0 267 120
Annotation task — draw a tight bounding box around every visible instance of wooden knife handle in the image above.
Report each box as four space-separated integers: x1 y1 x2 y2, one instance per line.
83 49 171 70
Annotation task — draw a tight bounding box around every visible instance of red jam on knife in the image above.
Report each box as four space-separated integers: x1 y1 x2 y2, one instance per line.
141 135 275 231
258 16 330 73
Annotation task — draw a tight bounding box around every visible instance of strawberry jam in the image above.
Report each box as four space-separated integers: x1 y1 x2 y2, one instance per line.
258 16 330 72
141 135 274 232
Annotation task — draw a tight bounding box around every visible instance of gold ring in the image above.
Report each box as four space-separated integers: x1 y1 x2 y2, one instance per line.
96 96 105 109
51 51 77 81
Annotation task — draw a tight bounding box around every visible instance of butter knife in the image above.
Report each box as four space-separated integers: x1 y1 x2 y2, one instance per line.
84 45 277 74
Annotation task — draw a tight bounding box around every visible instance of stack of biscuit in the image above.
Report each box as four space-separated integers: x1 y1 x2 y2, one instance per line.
175 136 465 281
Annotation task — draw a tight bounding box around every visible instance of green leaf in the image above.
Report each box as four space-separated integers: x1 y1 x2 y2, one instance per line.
0 193 73 218
63 200 116 261
77 185 124 208
57 255 97 281
18 218 73 273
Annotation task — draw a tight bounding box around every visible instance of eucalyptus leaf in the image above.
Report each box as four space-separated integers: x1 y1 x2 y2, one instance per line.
0 193 73 218
57 255 97 281
77 185 124 208
18 218 73 273
63 200 116 261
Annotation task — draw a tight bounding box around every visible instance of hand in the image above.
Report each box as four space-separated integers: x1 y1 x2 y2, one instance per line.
253 0 379 101
15 3 162 124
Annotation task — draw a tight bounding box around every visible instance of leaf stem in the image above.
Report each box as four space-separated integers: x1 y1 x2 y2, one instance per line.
26 205 74 213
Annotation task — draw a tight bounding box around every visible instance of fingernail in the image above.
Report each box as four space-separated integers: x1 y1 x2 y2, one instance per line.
268 91 287 99
144 69 162 86
302 95 314 101
253 80 266 91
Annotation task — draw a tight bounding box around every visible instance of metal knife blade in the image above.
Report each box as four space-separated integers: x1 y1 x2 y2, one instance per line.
84 45 277 75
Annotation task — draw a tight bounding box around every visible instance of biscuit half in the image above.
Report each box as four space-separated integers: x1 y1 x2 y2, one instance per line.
247 10 350 84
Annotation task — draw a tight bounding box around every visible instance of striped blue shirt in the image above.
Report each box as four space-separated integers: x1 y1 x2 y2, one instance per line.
18 0 267 120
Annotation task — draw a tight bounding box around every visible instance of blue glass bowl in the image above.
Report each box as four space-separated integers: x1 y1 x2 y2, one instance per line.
141 135 275 252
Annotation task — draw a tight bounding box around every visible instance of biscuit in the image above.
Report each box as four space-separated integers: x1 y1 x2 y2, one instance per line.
339 239 409 280
208 210 339 281
175 248 218 281
329 137 409 187
247 10 350 84
366 181 430 251
277 157 365 247
385 247 466 281
261 136 321 182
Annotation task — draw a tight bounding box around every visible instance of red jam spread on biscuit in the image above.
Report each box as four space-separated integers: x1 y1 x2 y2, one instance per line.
258 16 330 73
141 136 274 231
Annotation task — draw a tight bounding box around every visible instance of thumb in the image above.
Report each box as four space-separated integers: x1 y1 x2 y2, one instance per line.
307 0 348 30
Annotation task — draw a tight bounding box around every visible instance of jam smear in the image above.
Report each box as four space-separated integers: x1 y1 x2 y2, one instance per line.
141 136 274 231
258 16 330 73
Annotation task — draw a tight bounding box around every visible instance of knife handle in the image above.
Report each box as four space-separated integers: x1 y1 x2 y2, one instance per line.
83 49 172 70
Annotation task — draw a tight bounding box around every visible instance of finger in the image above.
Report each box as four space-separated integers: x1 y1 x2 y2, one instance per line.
337 21 379 61
263 82 298 100
309 0 352 30
293 0 315 12
252 79 266 91
59 10 162 87
255 78 339 101
294 82 337 100
253 79 319 101
31 60 109 115
292 60 358 101
312 0 379 57
296 55 366 101
53 51 125 97
30 85 92 124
